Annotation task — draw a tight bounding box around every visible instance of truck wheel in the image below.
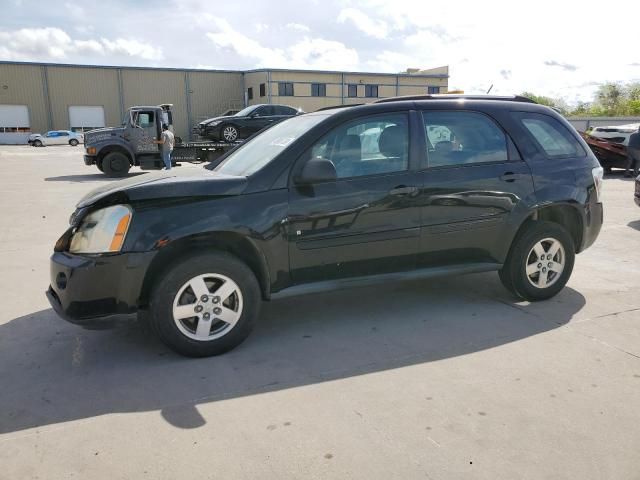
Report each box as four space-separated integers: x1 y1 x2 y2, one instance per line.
149 252 261 357
96 160 104 172
499 221 575 301
102 152 131 177
69 139 79 146
222 125 239 142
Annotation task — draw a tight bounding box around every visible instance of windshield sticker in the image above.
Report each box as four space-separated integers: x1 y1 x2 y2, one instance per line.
270 137 295 147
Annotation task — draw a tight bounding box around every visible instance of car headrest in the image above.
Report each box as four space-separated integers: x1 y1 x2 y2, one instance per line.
378 126 407 158
435 141 453 152
339 134 361 153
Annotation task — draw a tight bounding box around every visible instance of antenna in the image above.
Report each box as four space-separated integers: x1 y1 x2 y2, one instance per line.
486 84 494 94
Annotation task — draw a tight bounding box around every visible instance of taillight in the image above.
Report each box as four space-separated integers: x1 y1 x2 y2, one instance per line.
592 166 604 203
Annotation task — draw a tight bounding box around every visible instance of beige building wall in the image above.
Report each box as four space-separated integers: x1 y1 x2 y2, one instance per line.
47 66 121 130
244 71 268 106
188 71 244 123
0 63 49 133
121 69 190 138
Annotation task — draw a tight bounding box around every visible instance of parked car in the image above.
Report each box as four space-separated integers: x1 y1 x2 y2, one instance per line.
47 95 604 357
587 123 640 146
29 130 84 147
196 104 300 142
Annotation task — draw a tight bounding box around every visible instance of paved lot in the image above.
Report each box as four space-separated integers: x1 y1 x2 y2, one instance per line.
0 145 639 479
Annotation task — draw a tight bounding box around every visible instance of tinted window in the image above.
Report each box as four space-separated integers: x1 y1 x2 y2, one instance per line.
247 87 253 100
58 131 69 136
135 111 154 128
308 113 408 179
278 82 294 96
365 85 378 98
348 84 358 97
256 106 275 116
311 83 326 97
259 83 266 97
427 86 439 94
514 112 585 158
276 106 296 115
422 111 508 167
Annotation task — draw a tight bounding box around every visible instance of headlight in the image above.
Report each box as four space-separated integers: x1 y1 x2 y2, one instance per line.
69 205 132 254
206 120 222 127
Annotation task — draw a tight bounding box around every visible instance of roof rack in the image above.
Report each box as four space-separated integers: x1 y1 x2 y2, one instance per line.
373 94 537 104
316 104 364 112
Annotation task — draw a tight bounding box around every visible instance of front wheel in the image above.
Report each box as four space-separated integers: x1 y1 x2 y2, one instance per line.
222 125 239 142
33 139 43 147
149 252 261 357
102 152 131 177
69 139 79 146
499 221 575 301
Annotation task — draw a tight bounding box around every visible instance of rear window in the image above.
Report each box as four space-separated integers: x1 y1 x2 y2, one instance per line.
513 112 585 158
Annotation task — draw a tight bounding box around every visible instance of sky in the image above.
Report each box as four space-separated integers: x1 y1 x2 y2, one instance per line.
1 0 639 103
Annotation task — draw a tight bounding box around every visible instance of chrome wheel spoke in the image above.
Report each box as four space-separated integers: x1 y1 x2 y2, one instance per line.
548 261 563 273
216 306 241 327
173 303 197 320
213 281 236 303
526 262 539 276
547 240 561 259
532 242 546 259
195 316 213 338
537 270 549 287
189 277 210 299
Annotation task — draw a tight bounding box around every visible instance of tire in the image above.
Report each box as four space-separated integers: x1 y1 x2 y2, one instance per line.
499 221 575 301
149 252 261 357
96 160 104 172
33 139 42 147
102 152 131 178
222 125 239 142
69 139 79 146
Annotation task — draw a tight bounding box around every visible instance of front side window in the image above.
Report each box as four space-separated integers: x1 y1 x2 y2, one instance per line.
513 112 586 158
278 82 294 96
308 113 409 179
423 111 508 167
365 85 378 98
215 114 329 176
134 111 154 128
59 131 69 136
348 84 358 97
311 83 326 97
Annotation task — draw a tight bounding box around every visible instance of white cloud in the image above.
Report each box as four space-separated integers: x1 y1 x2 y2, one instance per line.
0 27 163 62
286 23 310 32
337 8 388 39
206 19 358 70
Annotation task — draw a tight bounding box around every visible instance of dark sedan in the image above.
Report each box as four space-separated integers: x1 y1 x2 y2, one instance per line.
196 104 300 142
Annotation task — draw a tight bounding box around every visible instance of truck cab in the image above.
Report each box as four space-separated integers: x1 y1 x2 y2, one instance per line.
84 104 177 177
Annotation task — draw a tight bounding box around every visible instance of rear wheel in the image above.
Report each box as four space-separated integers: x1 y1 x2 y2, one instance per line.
222 125 239 142
33 139 42 147
149 252 261 357
69 139 79 146
499 221 575 301
102 152 131 177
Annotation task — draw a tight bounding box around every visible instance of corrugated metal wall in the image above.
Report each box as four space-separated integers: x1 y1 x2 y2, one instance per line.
0 63 49 134
47 66 121 130
188 71 244 123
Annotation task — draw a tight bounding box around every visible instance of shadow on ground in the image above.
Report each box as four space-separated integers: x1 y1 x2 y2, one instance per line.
0 273 585 434
44 172 147 183
628 220 640 231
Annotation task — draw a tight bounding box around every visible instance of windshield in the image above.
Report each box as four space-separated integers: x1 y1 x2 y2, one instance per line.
234 105 258 117
215 114 329 176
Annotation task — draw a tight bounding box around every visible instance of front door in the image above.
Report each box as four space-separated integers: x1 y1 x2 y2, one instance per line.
288 112 423 283
418 109 536 265
130 110 160 155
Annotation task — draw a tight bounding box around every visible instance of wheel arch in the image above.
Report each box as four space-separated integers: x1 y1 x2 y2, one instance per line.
511 203 584 256
138 231 271 307
97 145 134 168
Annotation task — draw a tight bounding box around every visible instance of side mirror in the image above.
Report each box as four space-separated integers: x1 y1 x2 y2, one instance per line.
295 157 337 185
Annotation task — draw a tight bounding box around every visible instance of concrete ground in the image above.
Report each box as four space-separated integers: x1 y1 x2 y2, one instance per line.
0 145 639 480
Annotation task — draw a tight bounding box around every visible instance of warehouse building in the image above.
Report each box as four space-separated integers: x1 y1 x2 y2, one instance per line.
0 61 449 143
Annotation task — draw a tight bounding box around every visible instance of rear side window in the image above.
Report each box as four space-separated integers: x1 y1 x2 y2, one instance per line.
514 112 585 159
422 111 509 167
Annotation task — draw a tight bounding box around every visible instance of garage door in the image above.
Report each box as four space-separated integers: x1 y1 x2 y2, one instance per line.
0 104 31 144
68 106 105 132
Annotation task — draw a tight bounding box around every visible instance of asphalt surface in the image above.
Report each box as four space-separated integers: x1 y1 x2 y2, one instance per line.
0 145 639 480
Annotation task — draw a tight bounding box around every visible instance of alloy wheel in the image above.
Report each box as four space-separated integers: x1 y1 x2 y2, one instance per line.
525 237 565 289
223 126 238 142
172 273 243 341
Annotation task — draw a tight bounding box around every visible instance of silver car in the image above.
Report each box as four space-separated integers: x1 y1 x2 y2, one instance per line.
28 130 84 147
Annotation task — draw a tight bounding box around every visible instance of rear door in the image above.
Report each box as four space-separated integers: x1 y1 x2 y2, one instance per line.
57 131 70 145
245 106 275 135
287 111 423 283
418 109 536 265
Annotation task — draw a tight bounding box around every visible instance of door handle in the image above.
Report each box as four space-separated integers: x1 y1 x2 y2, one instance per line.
389 185 418 196
500 172 518 182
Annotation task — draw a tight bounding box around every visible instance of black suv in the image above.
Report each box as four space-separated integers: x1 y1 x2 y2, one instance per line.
196 104 299 142
47 95 604 357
